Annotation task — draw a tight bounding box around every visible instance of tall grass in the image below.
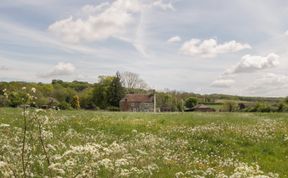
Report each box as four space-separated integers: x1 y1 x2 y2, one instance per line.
0 108 287 177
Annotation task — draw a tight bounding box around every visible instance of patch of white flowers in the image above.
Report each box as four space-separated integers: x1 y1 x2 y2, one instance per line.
0 107 284 177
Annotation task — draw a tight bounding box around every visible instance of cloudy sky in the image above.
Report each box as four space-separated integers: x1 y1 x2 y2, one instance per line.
1 0 288 97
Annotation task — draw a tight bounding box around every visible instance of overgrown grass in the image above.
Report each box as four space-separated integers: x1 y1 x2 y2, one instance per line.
0 108 288 177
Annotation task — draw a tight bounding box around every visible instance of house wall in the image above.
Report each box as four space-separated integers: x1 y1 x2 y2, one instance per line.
120 102 154 112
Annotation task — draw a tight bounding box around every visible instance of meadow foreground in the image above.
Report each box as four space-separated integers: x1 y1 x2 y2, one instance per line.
0 108 288 177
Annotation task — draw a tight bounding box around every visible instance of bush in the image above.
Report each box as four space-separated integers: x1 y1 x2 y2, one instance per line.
35 97 49 107
185 97 198 109
71 95 80 109
9 92 28 107
0 95 9 107
277 103 288 112
222 101 238 112
58 102 72 110
107 106 120 112
248 102 271 112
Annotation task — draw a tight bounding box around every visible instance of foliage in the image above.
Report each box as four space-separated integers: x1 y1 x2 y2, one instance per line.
92 76 114 109
0 74 288 112
185 97 198 109
0 109 286 177
106 106 120 111
71 95 80 109
277 102 288 112
247 102 272 112
107 72 125 107
222 101 238 112
58 101 72 110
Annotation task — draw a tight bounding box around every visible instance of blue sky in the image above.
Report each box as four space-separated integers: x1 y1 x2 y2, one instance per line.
1 0 288 96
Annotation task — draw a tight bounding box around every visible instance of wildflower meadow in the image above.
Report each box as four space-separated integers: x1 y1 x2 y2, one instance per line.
1 107 288 177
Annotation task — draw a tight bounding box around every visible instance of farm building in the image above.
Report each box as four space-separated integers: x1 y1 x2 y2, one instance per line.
120 93 156 112
185 104 216 112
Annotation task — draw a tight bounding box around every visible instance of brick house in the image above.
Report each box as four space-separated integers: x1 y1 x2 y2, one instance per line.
120 93 156 112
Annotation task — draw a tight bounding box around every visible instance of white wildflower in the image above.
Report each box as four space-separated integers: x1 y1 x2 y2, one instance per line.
98 158 114 170
31 87 36 93
115 158 129 167
119 169 131 177
0 161 8 168
132 129 138 134
0 124 10 128
175 171 184 178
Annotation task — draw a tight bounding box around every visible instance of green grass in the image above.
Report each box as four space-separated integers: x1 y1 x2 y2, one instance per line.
0 108 288 177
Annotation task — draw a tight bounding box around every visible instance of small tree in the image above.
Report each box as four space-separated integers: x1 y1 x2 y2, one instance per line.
185 97 198 109
108 72 125 107
223 101 237 112
71 95 80 109
177 99 185 112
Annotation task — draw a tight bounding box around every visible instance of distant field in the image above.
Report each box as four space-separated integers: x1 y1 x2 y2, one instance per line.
1 108 288 177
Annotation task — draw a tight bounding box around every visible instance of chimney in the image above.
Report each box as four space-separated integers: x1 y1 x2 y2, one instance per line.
153 90 156 113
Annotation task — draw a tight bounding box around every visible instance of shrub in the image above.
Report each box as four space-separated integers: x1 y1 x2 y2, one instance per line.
0 95 9 107
71 95 80 110
248 102 271 112
185 97 198 109
107 106 120 112
222 101 238 112
58 102 72 110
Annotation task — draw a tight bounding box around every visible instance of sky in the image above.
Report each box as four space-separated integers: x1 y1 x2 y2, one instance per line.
1 0 288 97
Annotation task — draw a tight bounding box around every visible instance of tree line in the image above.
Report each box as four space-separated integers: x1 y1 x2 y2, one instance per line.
1 71 288 112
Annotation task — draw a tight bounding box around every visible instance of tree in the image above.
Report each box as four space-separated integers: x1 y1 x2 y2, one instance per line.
285 97 288 104
250 102 271 112
185 97 198 109
108 72 125 107
177 99 185 112
92 76 114 109
223 101 237 112
120 71 148 89
71 95 80 109
79 88 95 109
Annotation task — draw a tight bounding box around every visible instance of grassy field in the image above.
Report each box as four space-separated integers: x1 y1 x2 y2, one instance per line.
1 108 288 177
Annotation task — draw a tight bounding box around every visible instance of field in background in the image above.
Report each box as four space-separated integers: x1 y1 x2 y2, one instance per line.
1 108 288 177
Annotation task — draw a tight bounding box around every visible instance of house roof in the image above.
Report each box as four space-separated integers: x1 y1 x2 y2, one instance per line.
120 94 154 103
193 104 212 109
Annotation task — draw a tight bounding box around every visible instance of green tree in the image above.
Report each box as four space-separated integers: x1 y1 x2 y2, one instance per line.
185 97 198 109
108 72 125 107
223 101 237 112
251 102 271 112
71 95 80 109
177 99 185 112
79 88 95 109
92 76 114 109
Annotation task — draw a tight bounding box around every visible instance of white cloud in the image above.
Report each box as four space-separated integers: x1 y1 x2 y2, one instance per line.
285 30 288 36
167 36 182 43
246 73 288 95
211 79 235 88
81 2 110 15
180 39 251 58
49 0 174 44
39 62 76 78
0 66 9 71
225 53 280 74
152 0 174 11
